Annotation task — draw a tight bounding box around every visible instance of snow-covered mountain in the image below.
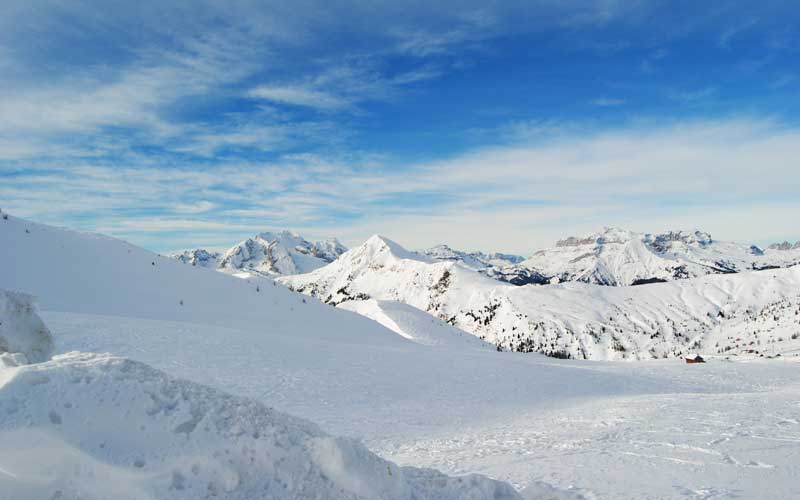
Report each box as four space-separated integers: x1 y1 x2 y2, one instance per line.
768 240 800 251
423 244 524 269
172 248 221 268
281 235 800 360
422 245 545 285
520 227 800 286
172 231 347 277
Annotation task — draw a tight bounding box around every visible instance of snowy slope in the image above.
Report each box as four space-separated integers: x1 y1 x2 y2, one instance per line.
0 299 522 500
282 235 800 360
173 230 347 278
338 299 491 349
521 227 800 286
0 215 404 346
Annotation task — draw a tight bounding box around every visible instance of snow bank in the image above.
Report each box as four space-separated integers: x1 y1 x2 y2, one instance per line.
0 351 524 500
0 290 54 363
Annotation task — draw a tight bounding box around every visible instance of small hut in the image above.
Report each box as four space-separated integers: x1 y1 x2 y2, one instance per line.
685 354 705 364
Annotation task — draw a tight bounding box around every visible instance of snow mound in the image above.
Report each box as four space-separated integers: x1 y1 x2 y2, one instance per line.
0 352 523 500
0 290 54 363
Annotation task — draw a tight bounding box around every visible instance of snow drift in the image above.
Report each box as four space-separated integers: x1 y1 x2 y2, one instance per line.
0 290 54 364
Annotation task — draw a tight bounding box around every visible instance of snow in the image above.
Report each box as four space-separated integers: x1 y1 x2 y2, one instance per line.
0 215 401 346
338 299 490 348
0 352 522 500
0 290 54 363
3 213 800 499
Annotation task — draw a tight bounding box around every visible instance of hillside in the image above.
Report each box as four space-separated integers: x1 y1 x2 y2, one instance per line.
282 235 800 360
2 214 458 352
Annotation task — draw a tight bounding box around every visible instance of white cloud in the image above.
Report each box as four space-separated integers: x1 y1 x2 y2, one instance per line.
591 97 625 107
4 117 799 254
248 85 350 110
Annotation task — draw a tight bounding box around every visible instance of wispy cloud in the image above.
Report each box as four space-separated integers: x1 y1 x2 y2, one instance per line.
4 118 799 253
591 97 626 107
248 85 350 110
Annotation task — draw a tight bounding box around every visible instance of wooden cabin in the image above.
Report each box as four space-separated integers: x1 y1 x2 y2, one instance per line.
685 354 705 364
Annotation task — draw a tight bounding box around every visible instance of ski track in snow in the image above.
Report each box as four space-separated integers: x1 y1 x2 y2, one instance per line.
47 311 800 500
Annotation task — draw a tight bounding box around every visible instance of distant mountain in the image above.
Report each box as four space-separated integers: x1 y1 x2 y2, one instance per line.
281 235 800 360
172 231 347 277
423 244 524 269
768 240 800 251
172 248 221 268
520 227 800 286
422 244 545 286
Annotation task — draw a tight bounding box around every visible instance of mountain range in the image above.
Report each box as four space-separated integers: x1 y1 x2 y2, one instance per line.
175 227 800 287
281 234 800 360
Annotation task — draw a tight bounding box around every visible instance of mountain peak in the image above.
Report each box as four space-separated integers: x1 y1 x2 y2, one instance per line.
359 235 417 259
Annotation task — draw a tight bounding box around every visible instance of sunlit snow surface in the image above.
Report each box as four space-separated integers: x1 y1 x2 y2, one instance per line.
47 312 800 499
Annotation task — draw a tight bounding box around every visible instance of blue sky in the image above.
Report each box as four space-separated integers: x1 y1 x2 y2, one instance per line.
1 0 799 254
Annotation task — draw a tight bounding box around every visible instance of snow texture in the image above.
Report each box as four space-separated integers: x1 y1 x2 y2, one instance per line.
0 351 522 500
